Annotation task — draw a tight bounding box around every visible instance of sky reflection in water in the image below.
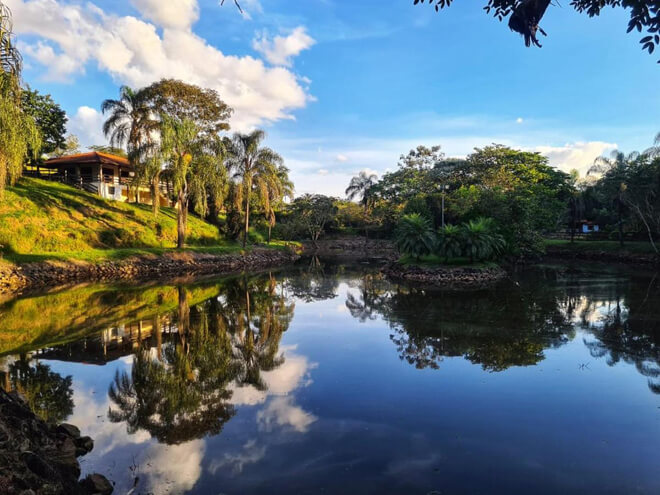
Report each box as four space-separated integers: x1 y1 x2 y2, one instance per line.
1 261 659 495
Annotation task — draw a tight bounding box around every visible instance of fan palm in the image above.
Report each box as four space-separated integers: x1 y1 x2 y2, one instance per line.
437 224 463 261
346 170 378 211
461 217 505 263
227 130 284 247
395 213 436 260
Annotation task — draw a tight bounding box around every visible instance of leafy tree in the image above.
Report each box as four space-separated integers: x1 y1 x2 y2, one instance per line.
290 194 338 247
49 134 80 158
346 170 378 211
227 130 284 247
437 223 463 261
21 87 67 156
395 213 436 259
142 79 232 135
0 2 39 193
415 0 660 61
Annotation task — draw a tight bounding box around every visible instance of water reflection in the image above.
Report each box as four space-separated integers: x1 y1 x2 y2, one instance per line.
0 261 659 494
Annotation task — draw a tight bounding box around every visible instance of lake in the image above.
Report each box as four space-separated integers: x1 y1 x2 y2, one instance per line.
1 260 659 495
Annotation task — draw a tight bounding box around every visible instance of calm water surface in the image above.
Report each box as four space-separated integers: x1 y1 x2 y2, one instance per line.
1 260 659 494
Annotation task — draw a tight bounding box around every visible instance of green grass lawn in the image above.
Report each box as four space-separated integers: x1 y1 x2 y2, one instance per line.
0 178 296 265
398 254 499 269
544 239 658 254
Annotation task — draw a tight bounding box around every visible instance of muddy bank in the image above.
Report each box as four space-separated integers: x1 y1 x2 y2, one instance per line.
545 245 659 265
0 389 112 495
304 237 397 260
0 249 299 295
382 262 508 290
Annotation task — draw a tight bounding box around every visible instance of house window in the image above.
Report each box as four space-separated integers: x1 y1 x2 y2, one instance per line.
102 167 114 183
108 186 116 195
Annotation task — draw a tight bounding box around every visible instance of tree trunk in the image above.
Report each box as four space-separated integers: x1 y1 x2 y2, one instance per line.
243 181 251 248
268 225 272 244
177 189 187 249
617 197 624 247
151 171 161 218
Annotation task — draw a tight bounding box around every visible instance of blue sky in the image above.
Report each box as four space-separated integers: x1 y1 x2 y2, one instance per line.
8 0 659 195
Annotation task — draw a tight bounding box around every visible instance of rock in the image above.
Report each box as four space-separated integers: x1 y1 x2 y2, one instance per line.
81 473 114 495
57 423 81 439
75 436 94 456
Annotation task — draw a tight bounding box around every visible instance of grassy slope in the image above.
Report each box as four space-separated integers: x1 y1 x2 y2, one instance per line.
0 178 291 264
544 239 657 254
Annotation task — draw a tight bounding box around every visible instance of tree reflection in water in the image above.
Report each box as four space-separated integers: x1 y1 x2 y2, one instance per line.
3 357 73 423
107 273 294 444
338 264 660 393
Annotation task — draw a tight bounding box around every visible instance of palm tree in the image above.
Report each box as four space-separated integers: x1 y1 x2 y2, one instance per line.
262 164 294 243
102 86 158 204
346 171 378 211
394 213 436 260
160 116 199 248
588 150 637 247
437 224 463 262
227 130 284 248
461 217 505 263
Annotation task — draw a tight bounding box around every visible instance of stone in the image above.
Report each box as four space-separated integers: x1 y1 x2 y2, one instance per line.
75 436 94 456
57 423 81 439
81 473 114 495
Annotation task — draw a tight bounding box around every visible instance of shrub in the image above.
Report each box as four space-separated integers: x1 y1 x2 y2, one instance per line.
395 213 436 260
437 224 463 261
461 217 505 262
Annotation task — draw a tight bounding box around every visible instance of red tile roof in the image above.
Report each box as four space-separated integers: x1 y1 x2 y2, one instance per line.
44 152 131 169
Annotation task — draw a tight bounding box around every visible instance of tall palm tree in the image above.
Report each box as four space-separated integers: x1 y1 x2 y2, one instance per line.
102 86 157 204
262 164 294 243
227 130 284 248
161 116 199 248
345 171 378 211
588 150 637 247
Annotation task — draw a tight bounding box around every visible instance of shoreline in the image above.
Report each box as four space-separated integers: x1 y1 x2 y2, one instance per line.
382 262 508 290
0 248 300 295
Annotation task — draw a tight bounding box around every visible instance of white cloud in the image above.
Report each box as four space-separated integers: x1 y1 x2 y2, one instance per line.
7 0 313 129
208 439 266 475
335 154 348 162
253 26 316 67
516 117 524 124
141 440 205 493
130 0 199 30
317 168 329 176
257 396 317 433
67 106 106 147
534 141 618 177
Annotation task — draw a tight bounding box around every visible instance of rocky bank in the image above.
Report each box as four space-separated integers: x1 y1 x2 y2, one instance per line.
0 248 300 295
0 389 112 495
382 262 508 289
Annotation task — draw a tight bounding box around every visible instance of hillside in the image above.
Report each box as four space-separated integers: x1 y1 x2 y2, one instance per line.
0 178 235 263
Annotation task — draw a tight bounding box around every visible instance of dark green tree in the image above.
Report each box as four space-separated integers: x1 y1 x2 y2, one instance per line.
21 87 67 156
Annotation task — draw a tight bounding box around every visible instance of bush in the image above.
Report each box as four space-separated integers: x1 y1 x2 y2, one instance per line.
461 217 505 262
437 224 463 260
395 213 436 259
